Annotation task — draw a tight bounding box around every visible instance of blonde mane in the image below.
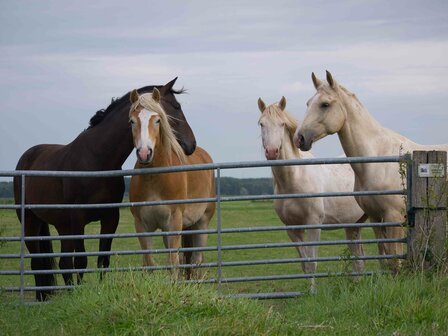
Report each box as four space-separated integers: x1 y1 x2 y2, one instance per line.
260 103 299 140
132 93 186 164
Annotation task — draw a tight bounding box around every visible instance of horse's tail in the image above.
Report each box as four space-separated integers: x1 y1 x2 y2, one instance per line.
38 222 57 300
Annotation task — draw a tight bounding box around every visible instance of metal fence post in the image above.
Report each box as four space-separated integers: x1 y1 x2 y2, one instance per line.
19 174 26 303
216 168 222 292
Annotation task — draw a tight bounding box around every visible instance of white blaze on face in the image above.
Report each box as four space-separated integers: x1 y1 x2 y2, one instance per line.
137 109 158 161
260 117 283 160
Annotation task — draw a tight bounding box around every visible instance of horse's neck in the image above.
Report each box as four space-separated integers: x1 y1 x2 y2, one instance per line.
153 146 173 167
137 147 176 187
79 106 134 168
337 94 390 158
271 131 311 192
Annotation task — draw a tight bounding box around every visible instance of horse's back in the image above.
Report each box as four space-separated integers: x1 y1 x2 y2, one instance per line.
186 146 213 165
15 143 123 224
16 144 65 170
14 144 66 201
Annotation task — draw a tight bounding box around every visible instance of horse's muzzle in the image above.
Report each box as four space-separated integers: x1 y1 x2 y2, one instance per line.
264 146 279 160
136 147 153 164
181 140 196 156
294 132 313 151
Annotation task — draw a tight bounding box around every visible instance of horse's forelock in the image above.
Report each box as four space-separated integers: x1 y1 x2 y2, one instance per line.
262 104 299 135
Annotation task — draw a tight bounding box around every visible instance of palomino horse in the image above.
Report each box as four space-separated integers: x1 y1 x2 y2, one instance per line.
14 78 196 301
294 71 448 270
129 88 215 280
258 97 367 291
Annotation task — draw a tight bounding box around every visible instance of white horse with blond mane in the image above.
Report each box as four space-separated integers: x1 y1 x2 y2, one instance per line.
294 71 448 270
258 97 367 291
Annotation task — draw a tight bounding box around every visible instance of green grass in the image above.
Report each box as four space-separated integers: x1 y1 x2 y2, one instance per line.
1 200 448 335
275 273 448 335
0 271 291 336
0 200 381 298
0 271 447 335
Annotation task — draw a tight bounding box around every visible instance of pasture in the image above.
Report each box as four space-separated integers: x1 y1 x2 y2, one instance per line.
0 201 448 335
1 200 448 335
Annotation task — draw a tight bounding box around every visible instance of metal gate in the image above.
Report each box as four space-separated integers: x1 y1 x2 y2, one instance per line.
0 155 409 302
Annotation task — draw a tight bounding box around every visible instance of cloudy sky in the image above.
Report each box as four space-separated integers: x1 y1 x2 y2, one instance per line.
1 0 447 179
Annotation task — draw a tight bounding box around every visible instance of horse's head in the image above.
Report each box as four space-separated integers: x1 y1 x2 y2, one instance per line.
129 88 186 165
258 96 297 160
294 71 347 151
158 78 196 155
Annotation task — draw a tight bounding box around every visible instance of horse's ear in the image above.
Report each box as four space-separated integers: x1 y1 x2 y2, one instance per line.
160 77 178 94
152 87 161 103
258 98 266 113
311 72 322 90
326 70 336 89
278 96 286 111
130 89 139 104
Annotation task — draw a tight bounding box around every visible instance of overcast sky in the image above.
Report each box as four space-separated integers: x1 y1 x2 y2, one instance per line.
1 0 447 179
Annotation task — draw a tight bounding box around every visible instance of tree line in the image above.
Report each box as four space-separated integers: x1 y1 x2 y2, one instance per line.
0 177 273 199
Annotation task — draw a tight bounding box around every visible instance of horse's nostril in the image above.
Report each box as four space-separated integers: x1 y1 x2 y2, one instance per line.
295 134 304 148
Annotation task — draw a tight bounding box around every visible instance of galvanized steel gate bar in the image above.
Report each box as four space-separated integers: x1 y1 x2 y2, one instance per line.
0 156 408 301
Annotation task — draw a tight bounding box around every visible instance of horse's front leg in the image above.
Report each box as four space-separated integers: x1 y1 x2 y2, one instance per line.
344 226 365 278
370 212 403 272
383 211 405 273
97 208 120 279
134 214 157 268
57 236 75 287
287 227 320 293
306 228 321 293
163 209 183 281
188 215 212 280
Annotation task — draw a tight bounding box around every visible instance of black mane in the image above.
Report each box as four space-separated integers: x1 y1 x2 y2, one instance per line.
87 97 121 129
87 87 186 130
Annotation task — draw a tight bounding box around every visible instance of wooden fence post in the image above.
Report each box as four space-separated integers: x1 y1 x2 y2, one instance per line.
408 151 447 270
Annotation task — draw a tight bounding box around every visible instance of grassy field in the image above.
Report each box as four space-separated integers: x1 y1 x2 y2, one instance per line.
1 268 448 335
1 200 448 335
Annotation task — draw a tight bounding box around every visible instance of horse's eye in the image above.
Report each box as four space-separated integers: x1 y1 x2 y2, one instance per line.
259 122 264 128
130 119 135 125
321 102 330 108
155 119 161 125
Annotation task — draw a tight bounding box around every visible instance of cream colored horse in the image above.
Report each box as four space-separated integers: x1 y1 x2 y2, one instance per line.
294 71 448 270
129 88 215 280
258 97 367 291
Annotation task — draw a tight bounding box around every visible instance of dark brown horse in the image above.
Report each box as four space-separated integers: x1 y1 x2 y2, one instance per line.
13 78 196 301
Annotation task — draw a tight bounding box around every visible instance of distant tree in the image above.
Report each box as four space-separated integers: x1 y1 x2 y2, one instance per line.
0 182 13 198
122 176 273 196
0 177 274 199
